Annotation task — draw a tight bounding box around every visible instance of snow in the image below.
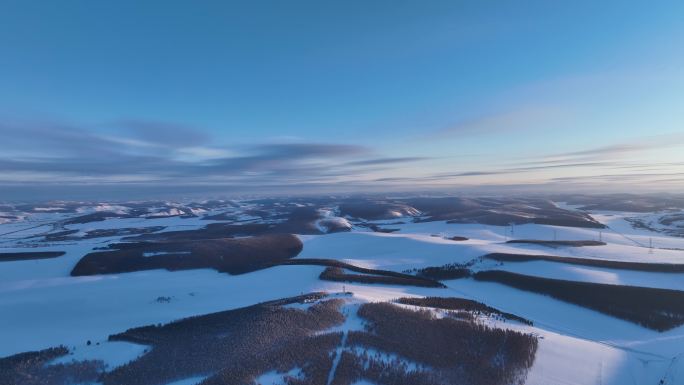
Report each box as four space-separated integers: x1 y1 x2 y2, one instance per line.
315 208 353 234
491 261 684 290
33 207 66 212
590 211 684 250
256 368 302 385
299 221 684 275
143 251 191 257
298 231 476 271
525 331 631 385
50 340 148 370
0 265 325 357
62 215 216 234
0 243 103 281
1 201 683 384
316 216 353 233
146 208 186 217
76 204 131 215
346 346 425 372
0 216 15 225
164 375 209 385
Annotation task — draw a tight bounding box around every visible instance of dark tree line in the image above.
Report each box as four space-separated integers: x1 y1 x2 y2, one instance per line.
413 264 471 280
0 346 104 385
505 239 606 247
355 223 401 233
396 296 532 325
276 258 445 287
474 270 684 331
0 251 65 262
320 267 445 288
409 259 480 280
484 252 684 272
71 233 303 276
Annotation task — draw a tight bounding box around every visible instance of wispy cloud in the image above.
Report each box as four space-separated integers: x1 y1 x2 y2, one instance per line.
523 133 684 165
1 116 682 198
428 105 569 139
0 119 428 189
111 119 210 148
343 157 428 167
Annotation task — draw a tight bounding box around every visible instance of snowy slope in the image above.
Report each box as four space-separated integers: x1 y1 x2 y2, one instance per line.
1 199 683 384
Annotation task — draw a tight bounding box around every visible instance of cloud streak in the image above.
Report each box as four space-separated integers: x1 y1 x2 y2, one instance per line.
429 105 569 139
1 117 682 199
522 133 684 165
0 119 427 190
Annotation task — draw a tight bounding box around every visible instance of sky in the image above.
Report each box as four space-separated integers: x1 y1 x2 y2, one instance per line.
0 1 683 200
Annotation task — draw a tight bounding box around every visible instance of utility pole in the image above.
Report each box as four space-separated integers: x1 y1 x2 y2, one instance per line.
599 231 602 242
553 229 557 241
649 238 654 254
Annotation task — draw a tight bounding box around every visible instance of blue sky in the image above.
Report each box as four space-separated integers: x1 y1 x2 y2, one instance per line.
0 1 682 199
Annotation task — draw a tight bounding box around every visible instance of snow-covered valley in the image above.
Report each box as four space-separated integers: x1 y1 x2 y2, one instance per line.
1 196 683 385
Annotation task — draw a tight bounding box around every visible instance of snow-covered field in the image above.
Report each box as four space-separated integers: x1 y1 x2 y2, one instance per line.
1 198 683 385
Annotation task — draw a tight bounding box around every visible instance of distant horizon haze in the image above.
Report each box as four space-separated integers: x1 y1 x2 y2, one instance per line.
1 1 682 199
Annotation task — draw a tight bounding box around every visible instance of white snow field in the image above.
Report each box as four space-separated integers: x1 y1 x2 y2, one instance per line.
1 199 683 384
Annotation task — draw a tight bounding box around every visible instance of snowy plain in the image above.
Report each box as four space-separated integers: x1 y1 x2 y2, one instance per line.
0 201 683 384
